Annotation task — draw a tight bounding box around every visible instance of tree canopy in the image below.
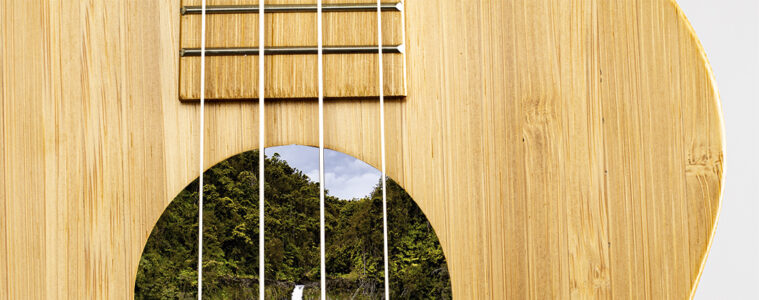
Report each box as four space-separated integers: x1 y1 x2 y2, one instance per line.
135 150 451 299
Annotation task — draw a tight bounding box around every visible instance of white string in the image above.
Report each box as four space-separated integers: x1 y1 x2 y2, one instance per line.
377 1 390 299
197 0 207 298
257 0 266 299
317 0 327 299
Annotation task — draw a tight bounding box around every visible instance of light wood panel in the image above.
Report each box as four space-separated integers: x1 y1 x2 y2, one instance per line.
0 0 724 299
180 12 403 47
179 54 405 99
178 0 406 99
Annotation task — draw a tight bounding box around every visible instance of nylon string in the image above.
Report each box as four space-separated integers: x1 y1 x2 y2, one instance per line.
258 0 266 299
317 0 327 299
197 0 207 298
377 0 390 299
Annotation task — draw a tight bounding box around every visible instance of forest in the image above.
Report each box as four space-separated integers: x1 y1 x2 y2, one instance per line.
134 150 451 299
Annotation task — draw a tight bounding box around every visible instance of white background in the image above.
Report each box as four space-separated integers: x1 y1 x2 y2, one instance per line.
677 1 759 299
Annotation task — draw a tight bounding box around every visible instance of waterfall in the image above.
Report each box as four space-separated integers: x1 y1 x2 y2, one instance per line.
291 285 305 300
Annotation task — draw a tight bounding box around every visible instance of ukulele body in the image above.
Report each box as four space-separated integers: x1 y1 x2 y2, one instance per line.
0 0 723 299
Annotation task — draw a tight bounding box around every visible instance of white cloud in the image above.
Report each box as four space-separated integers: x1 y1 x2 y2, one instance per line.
266 145 380 200
323 171 379 200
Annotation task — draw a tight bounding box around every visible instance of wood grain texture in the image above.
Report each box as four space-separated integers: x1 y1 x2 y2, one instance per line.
0 0 724 299
178 0 406 99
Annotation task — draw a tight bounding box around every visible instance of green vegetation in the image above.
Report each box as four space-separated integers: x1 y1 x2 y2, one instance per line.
135 150 451 299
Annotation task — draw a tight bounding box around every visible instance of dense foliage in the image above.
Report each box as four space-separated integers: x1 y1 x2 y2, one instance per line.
135 150 451 299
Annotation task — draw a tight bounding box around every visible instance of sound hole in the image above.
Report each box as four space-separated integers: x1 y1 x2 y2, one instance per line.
134 146 451 299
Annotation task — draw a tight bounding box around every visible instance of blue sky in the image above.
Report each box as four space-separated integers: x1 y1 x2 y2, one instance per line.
264 145 380 200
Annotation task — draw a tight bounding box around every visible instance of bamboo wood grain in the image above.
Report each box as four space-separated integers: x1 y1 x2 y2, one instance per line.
0 0 724 299
179 0 406 99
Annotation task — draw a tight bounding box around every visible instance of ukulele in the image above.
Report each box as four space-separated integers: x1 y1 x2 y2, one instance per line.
0 0 724 299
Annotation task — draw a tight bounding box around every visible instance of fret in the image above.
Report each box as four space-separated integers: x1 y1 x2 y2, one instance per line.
182 3 403 15
180 45 404 57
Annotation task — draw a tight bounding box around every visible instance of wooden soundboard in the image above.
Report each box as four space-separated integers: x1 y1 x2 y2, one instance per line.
0 0 724 298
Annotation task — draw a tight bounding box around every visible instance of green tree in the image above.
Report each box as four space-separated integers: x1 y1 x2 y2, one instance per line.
135 150 451 299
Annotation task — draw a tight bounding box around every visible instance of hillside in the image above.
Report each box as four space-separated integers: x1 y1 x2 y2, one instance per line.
135 150 451 299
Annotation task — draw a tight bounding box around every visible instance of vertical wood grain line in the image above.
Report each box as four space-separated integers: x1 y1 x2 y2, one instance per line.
0 1 8 295
0 0 6 297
